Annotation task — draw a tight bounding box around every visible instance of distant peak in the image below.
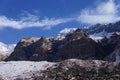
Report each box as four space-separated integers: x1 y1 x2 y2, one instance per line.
56 28 78 40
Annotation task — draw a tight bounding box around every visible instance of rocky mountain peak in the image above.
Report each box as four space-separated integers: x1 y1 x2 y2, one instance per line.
19 37 40 48
20 37 39 43
38 36 50 43
56 28 77 40
65 29 89 42
34 36 52 51
6 29 99 61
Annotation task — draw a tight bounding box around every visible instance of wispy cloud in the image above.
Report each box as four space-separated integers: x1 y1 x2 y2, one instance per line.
0 0 119 29
78 0 120 24
0 13 72 29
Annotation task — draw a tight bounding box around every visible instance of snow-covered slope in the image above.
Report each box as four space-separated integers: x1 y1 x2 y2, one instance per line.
57 24 115 40
89 30 112 40
56 28 77 40
0 42 16 60
0 61 56 80
84 21 120 40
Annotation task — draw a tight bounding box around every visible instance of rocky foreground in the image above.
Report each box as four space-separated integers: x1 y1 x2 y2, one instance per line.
0 59 120 80
31 59 120 80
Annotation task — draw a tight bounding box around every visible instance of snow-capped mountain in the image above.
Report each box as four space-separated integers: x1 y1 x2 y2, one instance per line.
0 42 16 60
56 22 120 40
89 30 112 40
56 28 77 40
84 21 120 39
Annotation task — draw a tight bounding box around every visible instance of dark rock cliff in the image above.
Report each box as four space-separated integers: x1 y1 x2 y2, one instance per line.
6 29 120 62
6 29 104 61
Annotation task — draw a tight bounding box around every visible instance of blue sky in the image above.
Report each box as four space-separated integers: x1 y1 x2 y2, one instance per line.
0 0 119 44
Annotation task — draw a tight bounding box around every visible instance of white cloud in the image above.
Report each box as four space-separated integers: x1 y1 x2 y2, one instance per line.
0 14 72 29
0 0 119 29
78 0 120 24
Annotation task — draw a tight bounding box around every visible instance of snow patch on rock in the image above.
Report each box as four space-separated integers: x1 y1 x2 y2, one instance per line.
90 30 112 40
56 28 77 40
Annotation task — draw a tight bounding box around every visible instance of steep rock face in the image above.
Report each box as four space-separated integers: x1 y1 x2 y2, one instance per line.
6 37 40 61
29 36 53 61
65 29 89 41
56 29 103 61
105 50 120 62
100 33 120 62
6 28 120 62
6 36 61 61
6 29 103 61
